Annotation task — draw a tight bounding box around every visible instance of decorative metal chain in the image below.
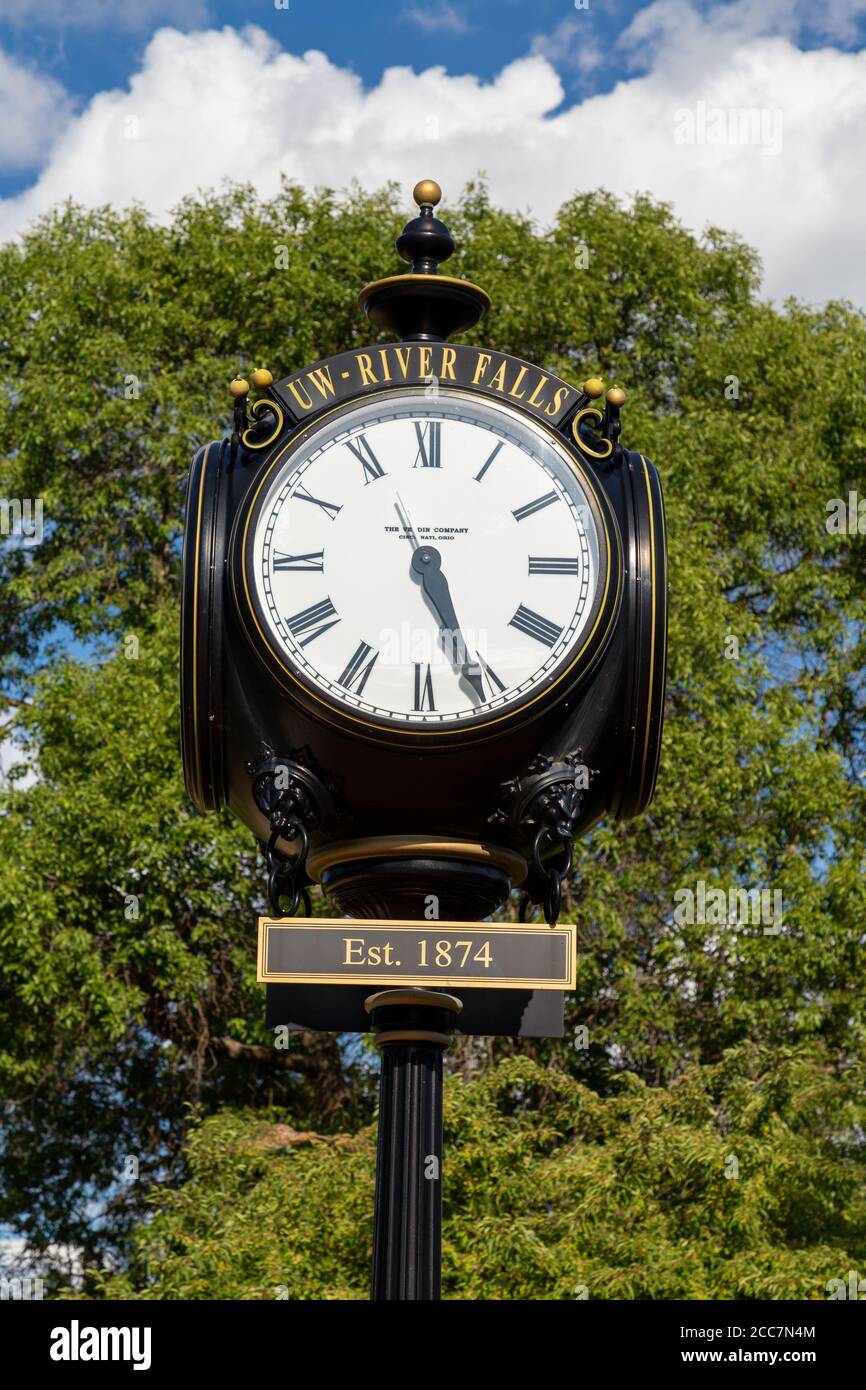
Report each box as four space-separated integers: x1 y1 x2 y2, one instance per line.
264 813 312 919
520 822 574 926
249 752 335 918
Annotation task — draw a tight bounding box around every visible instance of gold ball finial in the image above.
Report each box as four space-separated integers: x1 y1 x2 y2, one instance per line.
413 179 442 210
229 377 250 398
606 386 626 407
582 377 605 399
252 368 273 389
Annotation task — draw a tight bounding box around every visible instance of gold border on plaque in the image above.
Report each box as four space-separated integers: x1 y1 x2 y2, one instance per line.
256 918 577 991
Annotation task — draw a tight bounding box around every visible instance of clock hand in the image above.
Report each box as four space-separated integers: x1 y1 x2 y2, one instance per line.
411 546 486 702
394 493 421 549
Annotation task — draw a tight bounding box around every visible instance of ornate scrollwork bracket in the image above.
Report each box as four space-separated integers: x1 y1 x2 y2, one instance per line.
488 750 595 927
228 370 285 465
570 379 627 469
247 745 338 918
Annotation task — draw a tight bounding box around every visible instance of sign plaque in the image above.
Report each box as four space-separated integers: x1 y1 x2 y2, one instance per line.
257 918 577 991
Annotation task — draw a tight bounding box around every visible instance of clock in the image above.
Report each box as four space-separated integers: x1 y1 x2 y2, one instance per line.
231 387 621 741
179 175 668 1032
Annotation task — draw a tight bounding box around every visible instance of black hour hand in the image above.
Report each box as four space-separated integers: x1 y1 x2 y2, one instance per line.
412 546 459 633
411 547 482 699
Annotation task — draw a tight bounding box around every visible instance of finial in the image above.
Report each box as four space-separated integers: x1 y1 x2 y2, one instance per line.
357 178 490 342
606 386 626 407
252 368 274 389
229 377 250 398
413 179 442 211
582 377 605 399
396 180 454 275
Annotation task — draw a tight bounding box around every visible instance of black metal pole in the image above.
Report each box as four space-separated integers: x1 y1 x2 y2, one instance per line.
365 988 461 1301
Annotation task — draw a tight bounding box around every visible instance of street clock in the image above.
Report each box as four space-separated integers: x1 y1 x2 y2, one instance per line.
179 180 669 1297
181 178 667 970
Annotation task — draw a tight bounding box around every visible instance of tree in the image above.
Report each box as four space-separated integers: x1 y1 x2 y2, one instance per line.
84 1049 866 1301
1 180 864 1289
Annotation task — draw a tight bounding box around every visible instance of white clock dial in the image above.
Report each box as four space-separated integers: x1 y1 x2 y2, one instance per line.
249 391 607 728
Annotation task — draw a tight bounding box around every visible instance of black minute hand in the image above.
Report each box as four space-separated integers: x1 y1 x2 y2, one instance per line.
410 547 485 702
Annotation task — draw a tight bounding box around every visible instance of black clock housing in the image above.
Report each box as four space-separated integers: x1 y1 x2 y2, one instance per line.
180 192 667 936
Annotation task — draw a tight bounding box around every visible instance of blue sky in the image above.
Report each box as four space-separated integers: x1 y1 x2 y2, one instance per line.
1 1 866 304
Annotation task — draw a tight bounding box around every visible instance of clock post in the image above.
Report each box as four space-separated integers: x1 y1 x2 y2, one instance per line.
180 179 668 1301
365 987 460 1300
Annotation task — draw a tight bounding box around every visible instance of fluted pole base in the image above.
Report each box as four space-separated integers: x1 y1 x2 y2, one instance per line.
365 989 462 1301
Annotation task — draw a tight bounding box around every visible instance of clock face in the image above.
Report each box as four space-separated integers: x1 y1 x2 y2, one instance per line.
244 390 613 733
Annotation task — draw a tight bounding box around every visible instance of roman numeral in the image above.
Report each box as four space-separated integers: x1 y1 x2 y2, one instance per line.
273 550 324 572
528 556 580 575
286 597 340 647
413 663 436 711
512 491 559 522
474 441 503 482
293 485 342 520
413 421 442 468
345 434 385 484
509 604 562 648
338 641 378 695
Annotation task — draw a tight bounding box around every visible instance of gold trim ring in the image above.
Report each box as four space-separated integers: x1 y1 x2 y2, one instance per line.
364 988 463 1014
306 835 528 886
372 1029 452 1047
357 273 491 314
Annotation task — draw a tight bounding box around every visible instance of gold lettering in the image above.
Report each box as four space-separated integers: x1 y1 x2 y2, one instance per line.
287 379 313 411
342 938 366 965
527 373 550 408
356 354 378 387
471 352 492 385
377 348 393 381
545 386 572 417
418 345 432 379
508 365 529 400
487 361 508 393
307 365 336 401
394 346 413 378
439 346 457 380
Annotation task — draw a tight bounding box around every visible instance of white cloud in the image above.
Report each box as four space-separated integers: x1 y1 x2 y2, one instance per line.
0 49 73 169
620 0 866 57
402 3 469 35
531 18 603 77
0 711 37 791
0 15 865 307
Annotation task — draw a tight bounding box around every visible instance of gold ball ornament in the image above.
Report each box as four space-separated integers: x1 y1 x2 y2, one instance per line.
413 179 442 209
582 377 605 399
252 368 274 389
229 377 250 398
606 386 626 407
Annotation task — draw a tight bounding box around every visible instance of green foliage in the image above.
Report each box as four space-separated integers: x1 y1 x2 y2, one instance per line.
1 179 864 1291
88 1049 866 1301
